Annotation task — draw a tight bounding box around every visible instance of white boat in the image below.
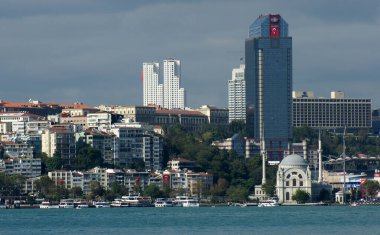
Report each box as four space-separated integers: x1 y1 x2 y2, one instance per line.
174 196 199 207
59 199 75 209
154 199 173 207
110 199 129 207
75 201 89 209
94 201 111 208
121 195 153 207
258 198 280 207
182 199 200 207
0 204 7 209
39 201 59 209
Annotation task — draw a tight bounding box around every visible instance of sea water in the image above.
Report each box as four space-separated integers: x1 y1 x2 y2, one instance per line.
0 206 379 235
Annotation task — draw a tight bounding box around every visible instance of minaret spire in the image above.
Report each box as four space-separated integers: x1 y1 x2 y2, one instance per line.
318 130 323 183
261 123 266 185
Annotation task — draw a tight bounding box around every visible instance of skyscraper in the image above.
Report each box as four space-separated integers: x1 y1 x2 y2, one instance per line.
143 62 163 106
228 64 246 123
245 14 292 161
163 59 186 109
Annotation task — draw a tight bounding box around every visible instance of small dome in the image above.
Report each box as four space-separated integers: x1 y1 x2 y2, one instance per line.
279 154 308 167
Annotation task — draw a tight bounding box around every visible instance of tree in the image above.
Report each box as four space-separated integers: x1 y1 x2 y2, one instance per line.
41 153 62 173
70 187 83 199
0 173 25 196
74 147 103 170
361 180 380 199
318 188 331 202
292 189 310 203
226 186 248 202
89 181 105 199
143 184 163 199
262 181 276 197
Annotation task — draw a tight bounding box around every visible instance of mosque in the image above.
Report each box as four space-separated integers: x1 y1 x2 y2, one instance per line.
276 153 331 203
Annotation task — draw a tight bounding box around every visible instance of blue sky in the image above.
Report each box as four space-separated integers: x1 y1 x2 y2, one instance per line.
0 0 379 108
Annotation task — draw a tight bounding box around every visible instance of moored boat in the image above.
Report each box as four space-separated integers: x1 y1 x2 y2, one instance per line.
154 199 173 207
258 198 280 207
40 201 59 209
94 201 111 208
59 199 75 209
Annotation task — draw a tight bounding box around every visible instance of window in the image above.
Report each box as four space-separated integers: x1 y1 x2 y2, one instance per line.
293 179 297 186
286 192 290 201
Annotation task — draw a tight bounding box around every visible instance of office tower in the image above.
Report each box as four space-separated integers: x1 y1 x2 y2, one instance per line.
143 62 163 106
245 14 292 161
228 64 246 123
163 59 186 109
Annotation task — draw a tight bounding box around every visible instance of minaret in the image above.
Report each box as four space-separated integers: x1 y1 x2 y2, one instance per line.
318 130 323 183
261 124 266 185
302 139 307 160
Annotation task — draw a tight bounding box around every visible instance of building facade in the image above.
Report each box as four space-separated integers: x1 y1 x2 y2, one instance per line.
245 14 292 161
293 91 372 129
163 59 186 109
143 62 163 107
228 64 246 123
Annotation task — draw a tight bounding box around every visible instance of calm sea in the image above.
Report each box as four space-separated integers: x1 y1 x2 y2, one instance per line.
0 206 379 235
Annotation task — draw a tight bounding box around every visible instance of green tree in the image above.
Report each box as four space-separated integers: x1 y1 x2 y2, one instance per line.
226 185 248 202
318 188 331 202
89 181 105 199
74 146 103 170
70 187 83 199
262 181 276 197
143 184 163 198
0 173 25 196
292 189 310 203
361 180 380 199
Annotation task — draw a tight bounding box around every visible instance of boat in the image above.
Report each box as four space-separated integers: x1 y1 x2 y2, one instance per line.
110 199 129 207
173 196 199 207
350 202 360 207
75 201 89 209
59 199 75 209
0 204 7 209
121 195 153 207
39 201 59 209
94 201 111 208
258 198 280 207
154 199 173 207
182 198 200 207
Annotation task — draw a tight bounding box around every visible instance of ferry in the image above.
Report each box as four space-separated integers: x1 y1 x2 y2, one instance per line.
75 200 89 209
121 195 153 207
39 201 59 209
110 199 129 207
258 198 280 207
94 201 111 208
174 196 199 207
154 199 173 207
59 199 75 209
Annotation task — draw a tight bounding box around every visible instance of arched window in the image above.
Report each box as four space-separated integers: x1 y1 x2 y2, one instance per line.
293 178 297 186
298 174 303 179
286 174 291 179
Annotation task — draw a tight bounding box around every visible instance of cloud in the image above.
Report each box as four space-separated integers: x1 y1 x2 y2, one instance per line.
0 0 379 108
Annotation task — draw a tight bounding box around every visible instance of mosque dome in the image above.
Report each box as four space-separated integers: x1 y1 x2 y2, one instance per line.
279 154 308 168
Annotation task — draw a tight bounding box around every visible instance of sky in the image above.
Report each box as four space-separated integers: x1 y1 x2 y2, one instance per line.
0 0 379 108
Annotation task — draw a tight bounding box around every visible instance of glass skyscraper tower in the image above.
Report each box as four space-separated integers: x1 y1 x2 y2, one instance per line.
245 14 292 161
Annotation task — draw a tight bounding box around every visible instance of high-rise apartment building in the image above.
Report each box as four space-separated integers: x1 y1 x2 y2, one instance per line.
163 59 186 109
143 62 163 106
142 60 185 109
228 64 246 123
245 14 292 161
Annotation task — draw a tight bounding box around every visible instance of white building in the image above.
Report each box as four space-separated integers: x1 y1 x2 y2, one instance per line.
0 158 41 178
163 59 186 109
87 112 112 130
228 64 246 123
143 62 163 106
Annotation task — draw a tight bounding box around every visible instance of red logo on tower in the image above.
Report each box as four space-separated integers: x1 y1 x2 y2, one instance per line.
269 15 280 38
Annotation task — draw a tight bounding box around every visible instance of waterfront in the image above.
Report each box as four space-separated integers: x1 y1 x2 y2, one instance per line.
1 206 380 234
